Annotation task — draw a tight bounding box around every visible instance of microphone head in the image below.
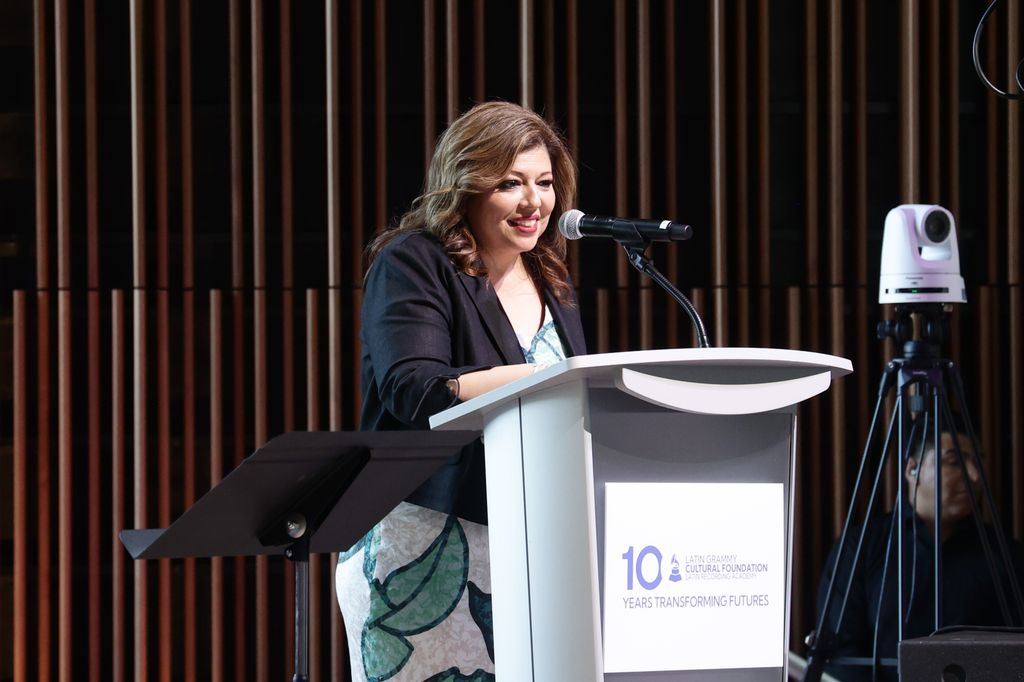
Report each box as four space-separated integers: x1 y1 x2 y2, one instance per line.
558 209 585 240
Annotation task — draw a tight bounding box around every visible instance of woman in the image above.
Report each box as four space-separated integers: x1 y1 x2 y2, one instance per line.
336 101 586 681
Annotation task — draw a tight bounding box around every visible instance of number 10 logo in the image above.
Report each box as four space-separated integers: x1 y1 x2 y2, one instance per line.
621 545 663 590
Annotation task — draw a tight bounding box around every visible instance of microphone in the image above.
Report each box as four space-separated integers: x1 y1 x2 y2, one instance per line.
558 209 693 243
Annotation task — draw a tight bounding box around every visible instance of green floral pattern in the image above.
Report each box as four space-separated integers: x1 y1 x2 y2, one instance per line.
338 504 494 682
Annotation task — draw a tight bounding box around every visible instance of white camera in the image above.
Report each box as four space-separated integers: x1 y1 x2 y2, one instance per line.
878 204 966 304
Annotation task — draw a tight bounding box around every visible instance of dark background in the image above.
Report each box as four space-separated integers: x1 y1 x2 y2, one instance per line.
1 0 1022 680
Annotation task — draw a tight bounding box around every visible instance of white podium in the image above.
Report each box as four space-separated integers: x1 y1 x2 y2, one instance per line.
431 348 852 681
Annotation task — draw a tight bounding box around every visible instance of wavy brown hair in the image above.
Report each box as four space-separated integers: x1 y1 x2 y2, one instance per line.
366 101 578 305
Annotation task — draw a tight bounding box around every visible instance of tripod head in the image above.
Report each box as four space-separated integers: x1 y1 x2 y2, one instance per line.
877 302 952 361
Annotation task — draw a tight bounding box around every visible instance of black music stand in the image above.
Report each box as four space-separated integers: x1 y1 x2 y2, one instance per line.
120 430 480 682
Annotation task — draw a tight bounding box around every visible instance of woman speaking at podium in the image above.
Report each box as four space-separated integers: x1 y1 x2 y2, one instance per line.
336 101 587 681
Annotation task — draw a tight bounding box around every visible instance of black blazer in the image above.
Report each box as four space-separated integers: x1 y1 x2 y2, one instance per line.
360 231 587 524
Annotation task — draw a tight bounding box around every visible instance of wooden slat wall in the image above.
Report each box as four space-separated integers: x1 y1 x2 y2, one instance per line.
4 2 1024 680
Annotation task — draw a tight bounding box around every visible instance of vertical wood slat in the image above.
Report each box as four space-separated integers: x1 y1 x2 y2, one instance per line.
825 0 845 539
132 289 148 682
179 0 198 676
350 0 366 420
281 0 294 289
985 15 999 281
473 1 485 102
1012 287 1023 539
636 0 650 220
851 3 870 451
947 0 960 219
111 291 126 682
978 288 999 508
927 0 941 201
565 0 578 158
519 0 533 108
325 0 344 427
280 2 298 670
1009 0 1021 285
157 290 172 682
542 0 554 120
735 0 750 347
636 0 652 349
756 0 771 343
250 2 270 678
663 0 678 347
786 286 804 648
853 1 867 285
210 291 224 682
829 287 846 534
87 291 101 682
229 5 248 667
152 3 173 675
85 0 98 288
130 0 146 289
613 0 628 351
734 0 749 288
13 292 27 682
596 288 610 354
128 0 151 666
37 303 51 679
306 289 323 682
804 0 819 287
374 0 388 233
445 0 458 122
900 0 919 202
710 0 727 345
33 0 48 290
54 0 73 676
229 0 244 290
155 0 168 292
326 16 345 679
565 0 579 287
232 290 247 681
827 0 842 284
83 0 101 676
423 0 436 167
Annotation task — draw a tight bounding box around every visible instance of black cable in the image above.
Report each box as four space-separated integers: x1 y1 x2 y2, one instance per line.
973 0 1024 101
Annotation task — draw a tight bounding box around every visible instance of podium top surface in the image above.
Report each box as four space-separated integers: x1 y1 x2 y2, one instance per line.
430 347 852 430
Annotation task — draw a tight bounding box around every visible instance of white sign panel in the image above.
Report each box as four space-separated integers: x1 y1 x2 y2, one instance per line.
603 482 785 673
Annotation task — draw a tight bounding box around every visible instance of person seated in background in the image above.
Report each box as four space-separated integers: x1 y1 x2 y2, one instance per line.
814 430 1024 682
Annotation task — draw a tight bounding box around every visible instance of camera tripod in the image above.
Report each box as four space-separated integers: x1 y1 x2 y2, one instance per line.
804 303 1024 681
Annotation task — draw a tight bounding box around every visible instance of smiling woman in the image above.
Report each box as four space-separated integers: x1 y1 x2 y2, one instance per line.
338 102 587 682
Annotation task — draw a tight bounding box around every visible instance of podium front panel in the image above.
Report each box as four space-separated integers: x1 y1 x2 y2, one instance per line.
589 388 794 681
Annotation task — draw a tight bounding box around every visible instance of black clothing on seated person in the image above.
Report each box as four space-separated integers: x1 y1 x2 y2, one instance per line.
815 512 1024 682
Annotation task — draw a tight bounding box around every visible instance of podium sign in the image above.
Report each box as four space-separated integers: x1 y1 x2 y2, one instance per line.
432 347 852 681
602 482 785 673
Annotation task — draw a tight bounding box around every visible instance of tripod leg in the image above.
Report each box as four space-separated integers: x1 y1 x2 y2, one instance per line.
804 364 898 682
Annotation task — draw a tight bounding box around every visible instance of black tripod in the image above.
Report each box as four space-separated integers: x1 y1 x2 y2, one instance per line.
804 303 1024 681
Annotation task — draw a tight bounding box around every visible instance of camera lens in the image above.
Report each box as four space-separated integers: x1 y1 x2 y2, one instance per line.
923 210 951 243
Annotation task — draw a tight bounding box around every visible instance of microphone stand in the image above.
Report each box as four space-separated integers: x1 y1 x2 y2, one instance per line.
622 243 711 348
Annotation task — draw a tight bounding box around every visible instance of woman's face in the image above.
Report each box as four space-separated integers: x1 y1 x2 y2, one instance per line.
465 146 555 265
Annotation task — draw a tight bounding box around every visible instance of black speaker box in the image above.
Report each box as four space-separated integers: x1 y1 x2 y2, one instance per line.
899 630 1024 681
